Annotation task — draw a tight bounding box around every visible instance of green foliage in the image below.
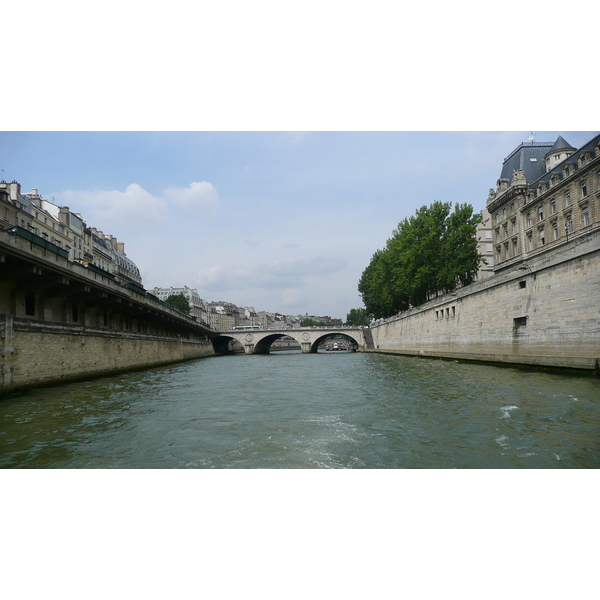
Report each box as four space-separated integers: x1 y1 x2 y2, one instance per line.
164 293 191 314
301 318 327 327
345 308 370 326
359 201 484 318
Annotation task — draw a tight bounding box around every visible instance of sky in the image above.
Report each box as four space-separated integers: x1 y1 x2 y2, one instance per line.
1 130 597 319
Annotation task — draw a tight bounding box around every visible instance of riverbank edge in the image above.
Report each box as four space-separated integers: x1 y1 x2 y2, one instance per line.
363 347 599 376
1 322 216 396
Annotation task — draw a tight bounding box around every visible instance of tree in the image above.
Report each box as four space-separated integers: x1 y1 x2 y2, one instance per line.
358 201 484 318
301 318 327 327
164 293 191 314
345 308 370 326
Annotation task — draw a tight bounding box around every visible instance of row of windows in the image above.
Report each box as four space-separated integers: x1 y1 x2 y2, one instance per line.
494 168 599 228
496 206 591 259
435 306 456 320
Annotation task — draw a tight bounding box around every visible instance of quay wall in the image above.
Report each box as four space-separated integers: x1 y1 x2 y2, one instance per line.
0 227 217 394
0 317 215 394
368 230 600 372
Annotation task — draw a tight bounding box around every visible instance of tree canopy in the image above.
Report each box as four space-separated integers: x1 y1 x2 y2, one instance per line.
300 318 327 327
345 308 370 326
164 293 191 314
358 201 484 319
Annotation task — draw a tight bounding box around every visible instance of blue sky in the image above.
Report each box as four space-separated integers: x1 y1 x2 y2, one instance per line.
1 130 597 318
2 3 597 319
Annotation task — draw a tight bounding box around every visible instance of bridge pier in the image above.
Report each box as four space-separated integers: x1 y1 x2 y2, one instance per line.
244 344 254 355
301 342 313 354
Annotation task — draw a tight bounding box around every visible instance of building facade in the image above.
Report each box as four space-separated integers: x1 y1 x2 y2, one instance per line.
476 208 494 279
0 181 141 287
486 134 600 273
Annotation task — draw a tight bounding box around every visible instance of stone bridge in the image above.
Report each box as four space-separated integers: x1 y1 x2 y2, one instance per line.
211 327 368 355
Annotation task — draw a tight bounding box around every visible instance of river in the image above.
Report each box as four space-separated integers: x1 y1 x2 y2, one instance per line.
1 351 599 468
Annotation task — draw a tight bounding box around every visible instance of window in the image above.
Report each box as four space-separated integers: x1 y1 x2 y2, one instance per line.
25 291 35 316
553 222 559 240
451 306 455 319
486 243 492 252
503 208 507 219
514 316 528 327
511 219 516 234
526 212 532 227
519 281 526 289
582 207 590 226
539 229 545 245
512 239 518 256
538 205 544 221
503 224 508 239
565 190 571 206
485 231 492 239
580 180 587 197
551 199 556 214
72 305 78 323
527 234 533 251
565 216 572 233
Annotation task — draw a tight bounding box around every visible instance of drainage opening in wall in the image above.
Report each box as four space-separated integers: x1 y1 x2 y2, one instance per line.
514 316 528 327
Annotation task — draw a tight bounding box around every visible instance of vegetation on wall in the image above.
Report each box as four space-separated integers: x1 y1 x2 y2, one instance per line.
358 201 484 319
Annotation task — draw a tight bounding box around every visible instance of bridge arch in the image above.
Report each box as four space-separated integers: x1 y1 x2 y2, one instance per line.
211 328 366 355
308 332 360 353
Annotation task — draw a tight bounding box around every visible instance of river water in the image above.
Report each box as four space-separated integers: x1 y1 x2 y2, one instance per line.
1 351 599 468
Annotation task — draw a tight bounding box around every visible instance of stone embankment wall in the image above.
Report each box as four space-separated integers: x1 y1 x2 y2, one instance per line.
0 317 215 394
368 231 600 373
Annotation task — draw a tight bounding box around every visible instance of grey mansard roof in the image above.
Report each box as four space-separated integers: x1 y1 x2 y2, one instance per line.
499 141 553 183
528 132 600 190
546 135 575 156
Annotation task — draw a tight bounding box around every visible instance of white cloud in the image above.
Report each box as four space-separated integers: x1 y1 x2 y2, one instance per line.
56 183 167 225
55 180 219 229
194 255 348 295
163 181 219 213
268 256 347 277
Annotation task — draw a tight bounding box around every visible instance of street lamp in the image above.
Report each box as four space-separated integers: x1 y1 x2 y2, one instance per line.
518 264 536 280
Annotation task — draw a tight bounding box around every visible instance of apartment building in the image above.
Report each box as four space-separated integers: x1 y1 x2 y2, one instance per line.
486 133 600 272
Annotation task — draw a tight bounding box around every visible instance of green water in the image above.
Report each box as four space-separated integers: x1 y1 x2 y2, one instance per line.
1 352 598 468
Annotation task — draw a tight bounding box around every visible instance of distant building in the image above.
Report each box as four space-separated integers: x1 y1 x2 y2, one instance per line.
152 286 209 324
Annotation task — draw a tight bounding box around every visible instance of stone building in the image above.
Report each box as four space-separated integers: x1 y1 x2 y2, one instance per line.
486 133 600 273
476 208 494 279
152 286 210 325
0 181 142 286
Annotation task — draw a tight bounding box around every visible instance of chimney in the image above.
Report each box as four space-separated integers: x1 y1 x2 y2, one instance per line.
9 181 21 200
59 206 70 226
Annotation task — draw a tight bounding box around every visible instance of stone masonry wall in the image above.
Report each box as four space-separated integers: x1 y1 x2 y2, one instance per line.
0 319 215 394
369 231 600 372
